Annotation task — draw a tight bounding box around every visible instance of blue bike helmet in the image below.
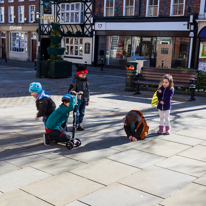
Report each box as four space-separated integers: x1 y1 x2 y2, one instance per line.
62 94 74 102
29 82 42 93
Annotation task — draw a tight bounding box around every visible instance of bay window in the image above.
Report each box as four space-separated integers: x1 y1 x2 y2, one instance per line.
10 33 27 52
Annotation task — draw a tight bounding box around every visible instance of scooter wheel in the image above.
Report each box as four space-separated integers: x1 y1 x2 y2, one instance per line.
66 141 74 150
74 138 81 147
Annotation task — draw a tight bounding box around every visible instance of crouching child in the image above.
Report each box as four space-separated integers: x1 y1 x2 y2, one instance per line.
44 92 82 146
122 110 149 141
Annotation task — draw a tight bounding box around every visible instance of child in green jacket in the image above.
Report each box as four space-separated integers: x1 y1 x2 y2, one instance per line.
44 92 82 146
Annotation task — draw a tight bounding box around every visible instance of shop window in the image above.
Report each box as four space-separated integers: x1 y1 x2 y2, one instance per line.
0 0 4 3
124 0 135 16
171 0 185 16
60 3 84 24
65 37 83 56
18 6 24 23
8 0 14 2
8 6 14 23
31 32 37 39
147 0 159 16
104 0 114 17
132 37 140 56
10 32 27 53
29 5 35 23
0 7 4 23
1 32 6 38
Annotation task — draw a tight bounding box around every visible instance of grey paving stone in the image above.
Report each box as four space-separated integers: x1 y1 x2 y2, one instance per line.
200 141 206 146
160 183 206 206
71 159 139 185
108 149 165 169
178 145 206 162
155 155 206 177
32 156 85 175
194 173 206 186
65 146 119 163
160 133 203 146
0 189 52 206
65 201 88 206
79 183 162 206
22 173 103 206
0 167 51 193
118 166 195 198
174 128 206 140
133 139 191 157
0 161 20 175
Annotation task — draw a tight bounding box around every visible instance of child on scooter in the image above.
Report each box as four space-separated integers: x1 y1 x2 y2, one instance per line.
44 91 82 146
68 64 90 131
29 82 56 125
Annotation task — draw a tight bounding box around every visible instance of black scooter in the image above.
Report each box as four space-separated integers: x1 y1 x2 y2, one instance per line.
66 92 82 150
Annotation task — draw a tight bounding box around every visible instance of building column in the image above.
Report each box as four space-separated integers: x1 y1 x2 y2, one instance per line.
6 31 9 60
198 0 205 19
188 34 194 68
27 31 31 61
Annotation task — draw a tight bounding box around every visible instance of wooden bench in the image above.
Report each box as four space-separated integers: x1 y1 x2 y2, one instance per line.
133 67 199 101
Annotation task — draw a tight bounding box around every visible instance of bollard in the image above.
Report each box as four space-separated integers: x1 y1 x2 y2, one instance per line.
34 59 37 70
162 60 164 68
101 57 103 71
5 52 7 62
85 61 87 69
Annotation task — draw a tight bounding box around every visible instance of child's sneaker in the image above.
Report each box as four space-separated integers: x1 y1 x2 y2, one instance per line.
165 126 171 135
77 125 84 131
43 134 51 146
157 126 164 134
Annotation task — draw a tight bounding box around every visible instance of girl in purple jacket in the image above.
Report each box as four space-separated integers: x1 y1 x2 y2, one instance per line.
156 74 174 135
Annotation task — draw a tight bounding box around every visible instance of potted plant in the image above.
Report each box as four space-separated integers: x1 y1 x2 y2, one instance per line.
51 22 60 30
75 30 82 36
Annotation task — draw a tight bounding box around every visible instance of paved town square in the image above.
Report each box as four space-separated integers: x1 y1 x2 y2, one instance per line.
0 61 206 206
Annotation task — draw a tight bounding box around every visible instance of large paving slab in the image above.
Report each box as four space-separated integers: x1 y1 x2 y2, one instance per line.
133 139 191 157
0 189 52 206
174 127 206 140
178 145 206 162
0 167 51 193
22 172 103 206
194 173 206 186
71 159 139 185
160 183 206 206
65 201 88 206
79 182 162 206
65 145 119 163
107 149 165 169
118 165 195 198
32 156 85 175
160 133 203 146
0 161 20 175
155 155 206 177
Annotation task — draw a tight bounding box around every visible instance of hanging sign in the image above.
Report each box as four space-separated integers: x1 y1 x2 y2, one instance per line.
42 16 55 20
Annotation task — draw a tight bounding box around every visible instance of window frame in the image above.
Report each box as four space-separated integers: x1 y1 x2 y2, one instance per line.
29 5 35 23
123 0 135 16
60 3 84 24
170 0 185 16
8 0 14 2
0 7 4 23
104 0 115 17
65 37 83 57
18 6 24 23
9 32 27 53
0 0 4 4
146 0 159 17
8 6 14 23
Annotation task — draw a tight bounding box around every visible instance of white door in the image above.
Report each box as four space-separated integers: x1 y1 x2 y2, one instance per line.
83 37 92 65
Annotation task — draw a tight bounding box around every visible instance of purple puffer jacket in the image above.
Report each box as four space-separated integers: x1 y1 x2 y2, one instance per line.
157 86 174 111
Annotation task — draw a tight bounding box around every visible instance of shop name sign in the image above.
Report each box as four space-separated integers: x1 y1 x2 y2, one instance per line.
42 16 55 20
161 48 169 54
10 26 22 30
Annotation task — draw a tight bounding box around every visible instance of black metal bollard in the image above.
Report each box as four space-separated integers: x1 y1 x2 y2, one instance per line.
5 52 7 62
34 59 37 70
162 60 164 68
101 57 103 71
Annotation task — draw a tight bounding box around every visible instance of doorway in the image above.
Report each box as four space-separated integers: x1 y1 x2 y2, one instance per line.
32 39 37 61
1 38 6 59
41 38 50 60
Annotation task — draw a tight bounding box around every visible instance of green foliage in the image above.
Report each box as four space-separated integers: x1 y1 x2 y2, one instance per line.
197 70 206 91
50 43 60 49
47 55 63 62
50 30 61 37
66 30 72 35
75 30 81 35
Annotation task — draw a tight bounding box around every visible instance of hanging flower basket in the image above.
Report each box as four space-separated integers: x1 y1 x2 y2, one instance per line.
50 36 62 44
51 23 60 30
47 48 65 55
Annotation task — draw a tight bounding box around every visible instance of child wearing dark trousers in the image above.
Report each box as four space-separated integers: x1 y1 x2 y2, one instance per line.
68 64 90 131
44 92 82 146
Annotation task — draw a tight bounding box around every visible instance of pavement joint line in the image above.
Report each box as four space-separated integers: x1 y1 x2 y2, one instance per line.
30 166 55 177
19 188 55 206
77 200 91 206
192 181 206 187
68 171 107 187
117 181 165 200
176 153 206 163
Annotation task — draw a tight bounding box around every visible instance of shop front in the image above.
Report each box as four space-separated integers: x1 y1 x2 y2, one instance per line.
94 18 194 69
0 24 37 61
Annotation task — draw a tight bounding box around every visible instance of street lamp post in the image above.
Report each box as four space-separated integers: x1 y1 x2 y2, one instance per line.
36 0 42 78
